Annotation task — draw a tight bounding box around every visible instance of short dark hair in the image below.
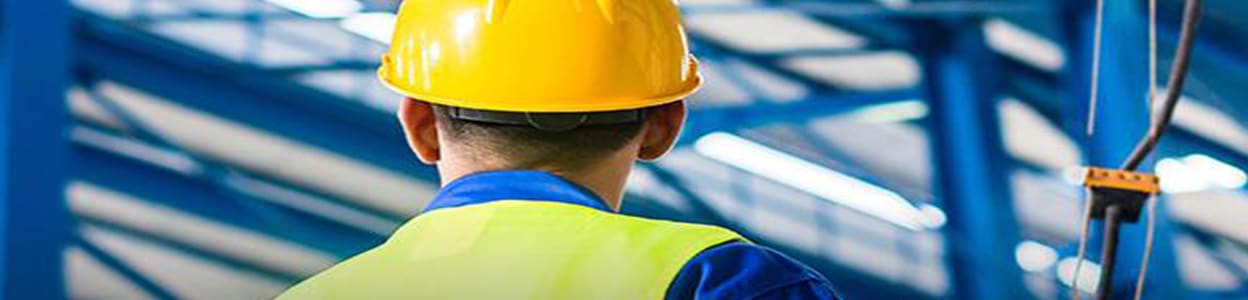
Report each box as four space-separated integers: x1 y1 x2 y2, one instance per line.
431 105 647 170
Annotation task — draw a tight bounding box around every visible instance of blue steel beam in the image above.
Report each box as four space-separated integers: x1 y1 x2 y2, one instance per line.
682 89 920 144
73 12 436 182
0 0 72 298
914 19 1028 300
1177 223 1248 283
74 234 179 300
786 1 1045 18
1157 21 1248 123
686 33 846 92
1058 0 1185 298
125 6 375 73
1007 61 1248 175
637 164 937 300
71 134 385 258
75 217 301 284
1163 130 1248 173
75 79 408 224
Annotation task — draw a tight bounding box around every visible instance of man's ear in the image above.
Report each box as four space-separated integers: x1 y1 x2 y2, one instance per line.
638 101 687 161
397 99 441 164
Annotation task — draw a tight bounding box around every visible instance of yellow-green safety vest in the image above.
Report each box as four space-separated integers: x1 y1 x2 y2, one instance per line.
278 200 744 300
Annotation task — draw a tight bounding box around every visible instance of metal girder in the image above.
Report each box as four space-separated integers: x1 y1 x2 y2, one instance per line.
687 33 847 92
73 235 178 300
684 2 1046 20
637 165 937 300
682 89 920 144
1058 0 1185 298
73 12 435 182
1163 130 1248 173
1159 22 1248 123
131 11 307 23
787 1 1046 19
71 133 385 260
266 61 380 74
1011 65 1248 176
914 19 1028 300
1176 223 1248 282
0 0 73 298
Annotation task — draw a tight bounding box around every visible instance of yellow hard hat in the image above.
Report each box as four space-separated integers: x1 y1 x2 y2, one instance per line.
378 0 703 113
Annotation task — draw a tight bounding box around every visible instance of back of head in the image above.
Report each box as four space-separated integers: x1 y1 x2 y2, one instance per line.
431 105 647 171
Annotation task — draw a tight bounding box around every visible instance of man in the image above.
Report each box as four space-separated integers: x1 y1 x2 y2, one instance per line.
278 0 841 299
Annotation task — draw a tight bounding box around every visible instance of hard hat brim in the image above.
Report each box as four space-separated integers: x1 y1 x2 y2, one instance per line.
379 69 703 113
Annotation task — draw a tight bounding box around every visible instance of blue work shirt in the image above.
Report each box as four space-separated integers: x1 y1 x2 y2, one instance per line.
426 171 843 300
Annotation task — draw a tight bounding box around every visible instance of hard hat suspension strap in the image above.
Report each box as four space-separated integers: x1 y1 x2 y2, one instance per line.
446 107 647 132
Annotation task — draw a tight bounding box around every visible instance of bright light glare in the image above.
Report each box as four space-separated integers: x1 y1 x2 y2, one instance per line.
694 132 927 230
1155 154 1247 193
1057 258 1100 294
1183 154 1247 189
339 13 398 44
266 0 362 18
1061 166 1086 186
851 100 929 123
1015 240 1057 272
1157 158 1208 193
454 10 481 44
918 204 946 229
876 0 911 9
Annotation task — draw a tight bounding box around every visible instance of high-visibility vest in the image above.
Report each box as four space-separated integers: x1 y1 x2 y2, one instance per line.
277 200 744 300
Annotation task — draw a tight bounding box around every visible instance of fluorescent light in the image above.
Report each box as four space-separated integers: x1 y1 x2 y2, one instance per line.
339 12 398 44
1156 154 1247 193
266 0 362 19
918 203 947 229
1182 154 1247 189
1156 158 1208 193
875 0 910 9
851 100 928 123
1057 258 1101 294
781 52 920 91
1015 240 1058 272
694 132 926 230
983 18 1065 71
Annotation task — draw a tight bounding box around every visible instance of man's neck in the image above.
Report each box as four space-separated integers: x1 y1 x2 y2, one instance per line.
436 159 634 211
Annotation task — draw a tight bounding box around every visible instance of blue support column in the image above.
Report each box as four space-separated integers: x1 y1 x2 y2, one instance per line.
0 0 72 298
914 19 1028 300
1059 1 1185 299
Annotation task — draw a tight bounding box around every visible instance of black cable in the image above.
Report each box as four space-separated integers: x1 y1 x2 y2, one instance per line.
1120 0 1203 171
1079 0 1202 299
1096 204 1124 300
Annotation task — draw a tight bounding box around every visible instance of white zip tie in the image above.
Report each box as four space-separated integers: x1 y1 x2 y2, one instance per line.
1149 0 1158 125
1085 0 1106 137
1072 188 1095 300
1133 195 1159 300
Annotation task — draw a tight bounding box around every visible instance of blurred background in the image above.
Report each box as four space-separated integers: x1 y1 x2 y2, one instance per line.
1 0 1245 299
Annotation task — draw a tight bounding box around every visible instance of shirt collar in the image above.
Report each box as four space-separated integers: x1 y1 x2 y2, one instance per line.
424 170 613 213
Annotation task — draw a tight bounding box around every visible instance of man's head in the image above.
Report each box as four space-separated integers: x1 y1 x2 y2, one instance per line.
381 0 698 204
397 99 687 176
